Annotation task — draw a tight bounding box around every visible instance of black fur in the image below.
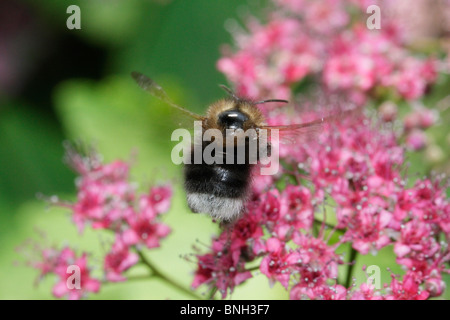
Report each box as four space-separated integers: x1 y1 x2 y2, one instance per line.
184 145 252 200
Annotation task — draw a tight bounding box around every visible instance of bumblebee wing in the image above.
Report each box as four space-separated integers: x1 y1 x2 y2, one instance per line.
260 119 324 144
260 109 358 144
131 71 205 122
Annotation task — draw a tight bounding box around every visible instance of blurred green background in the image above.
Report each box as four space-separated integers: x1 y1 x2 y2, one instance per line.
0 0 448 299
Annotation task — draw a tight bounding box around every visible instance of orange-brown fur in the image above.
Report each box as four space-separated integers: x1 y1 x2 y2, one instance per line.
204 98 266 131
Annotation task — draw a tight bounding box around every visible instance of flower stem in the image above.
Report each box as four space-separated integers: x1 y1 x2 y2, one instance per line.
245 265 261 272
345 247 358 288
207 287 218 300
313 218 339 230
137 250 201 300
101 274 152 284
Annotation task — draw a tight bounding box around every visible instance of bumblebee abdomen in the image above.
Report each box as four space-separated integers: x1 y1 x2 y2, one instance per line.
184 163 252 221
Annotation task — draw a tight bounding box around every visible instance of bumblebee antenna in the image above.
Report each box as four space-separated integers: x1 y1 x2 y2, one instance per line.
219 84 240 100
255 99 289 104
219 84 288 105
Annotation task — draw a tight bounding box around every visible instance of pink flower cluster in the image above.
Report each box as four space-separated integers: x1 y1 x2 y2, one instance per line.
51 249 101 300
403 105 438 151
323 29 437 104
26 245 100 300
27 147 173 299
218 0 438 105
192 111 450 299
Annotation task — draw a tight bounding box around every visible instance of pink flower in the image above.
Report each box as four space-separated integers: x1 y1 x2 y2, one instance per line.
379 101 398 122
142 185 172 214
346 206 392 255
385 273 429 300
324 52 375 91
392 68 428 101
192 237 252 299
122 212 171 249
52 249 101 300
394 219 439 260
276 0 350 35
292 233 343 280
251 173 274 194
406 129 427 151
279 185 313 232
32 248 60 278
231 212 264 244
350 283 382 300
259 189 282 222
119 186 172 249
260 237 301 288
409 179 450 231
104 237 139 282
291 283 347 300
404 106 438 131
303 0 350 35
425 275 446 297
392 188 417 222
67 152 135 232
